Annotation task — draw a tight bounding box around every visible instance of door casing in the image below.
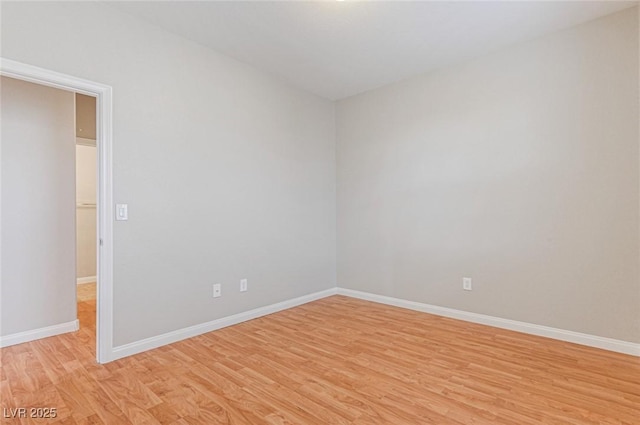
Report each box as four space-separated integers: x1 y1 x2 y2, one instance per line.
1 58 114 363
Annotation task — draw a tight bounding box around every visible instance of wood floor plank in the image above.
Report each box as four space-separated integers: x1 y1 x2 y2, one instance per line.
2 294 639 424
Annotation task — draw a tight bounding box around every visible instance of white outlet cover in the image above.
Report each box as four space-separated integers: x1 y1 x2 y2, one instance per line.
213 284 222 298
463 277 472 291
240 279 248 292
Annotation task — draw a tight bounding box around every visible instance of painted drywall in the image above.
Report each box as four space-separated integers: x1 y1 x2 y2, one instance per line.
337 8 640 343
76 144 97 281
1 76 77 336
1 2 336 346
76 93 96 140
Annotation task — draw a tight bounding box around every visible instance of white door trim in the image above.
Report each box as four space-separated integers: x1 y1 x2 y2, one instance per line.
1 58 114 363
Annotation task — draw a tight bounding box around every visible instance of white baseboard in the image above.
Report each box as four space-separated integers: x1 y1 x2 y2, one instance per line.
77 276 97 285
337 288 640 357
106 286 639 361
0 320 79 348
110 287 338 361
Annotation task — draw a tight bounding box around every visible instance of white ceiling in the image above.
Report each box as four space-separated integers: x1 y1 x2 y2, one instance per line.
111 1 637 100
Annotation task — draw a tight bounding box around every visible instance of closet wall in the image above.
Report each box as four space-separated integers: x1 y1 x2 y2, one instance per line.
75 94 97 283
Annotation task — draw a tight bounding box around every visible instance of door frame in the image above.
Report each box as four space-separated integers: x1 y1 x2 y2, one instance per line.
1 58 114 363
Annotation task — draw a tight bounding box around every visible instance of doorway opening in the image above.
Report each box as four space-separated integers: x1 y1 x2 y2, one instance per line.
75 93 98 347
0 58 114 363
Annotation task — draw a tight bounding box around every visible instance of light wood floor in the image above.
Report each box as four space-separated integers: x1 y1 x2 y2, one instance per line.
1 295 638 424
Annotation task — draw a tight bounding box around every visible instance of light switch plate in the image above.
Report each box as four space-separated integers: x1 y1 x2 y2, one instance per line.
116 204 128 221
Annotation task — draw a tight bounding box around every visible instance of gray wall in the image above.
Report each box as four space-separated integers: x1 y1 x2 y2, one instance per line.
336 8 640 343
1 76 77 335
1 2 336 346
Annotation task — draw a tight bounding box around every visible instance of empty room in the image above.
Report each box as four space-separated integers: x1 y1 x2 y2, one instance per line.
1 1 638 424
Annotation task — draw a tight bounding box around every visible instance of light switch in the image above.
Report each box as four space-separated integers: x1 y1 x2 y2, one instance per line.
116 204 128 221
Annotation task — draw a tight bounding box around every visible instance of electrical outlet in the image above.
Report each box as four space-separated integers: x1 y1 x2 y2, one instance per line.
240 278 248 292
463 277 472 291
213 283 221 298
